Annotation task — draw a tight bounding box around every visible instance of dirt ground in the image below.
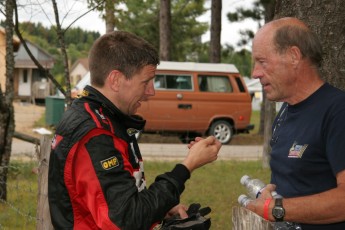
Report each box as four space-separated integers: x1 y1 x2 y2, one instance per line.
13 102 263 145
14 102 46 139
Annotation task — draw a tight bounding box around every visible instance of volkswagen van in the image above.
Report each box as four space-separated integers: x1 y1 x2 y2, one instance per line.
136 61 254 144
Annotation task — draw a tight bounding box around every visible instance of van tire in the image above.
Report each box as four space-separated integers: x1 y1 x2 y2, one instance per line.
209 120 233 144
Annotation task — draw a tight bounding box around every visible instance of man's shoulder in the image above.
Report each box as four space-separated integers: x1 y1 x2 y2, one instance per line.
56 101 98 137
324 83 345 98
317 83 345 109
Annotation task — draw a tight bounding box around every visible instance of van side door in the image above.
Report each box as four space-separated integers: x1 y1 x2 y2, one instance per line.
140 73 196 131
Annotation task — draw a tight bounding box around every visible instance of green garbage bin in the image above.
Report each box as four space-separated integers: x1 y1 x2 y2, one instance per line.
45 96 65 126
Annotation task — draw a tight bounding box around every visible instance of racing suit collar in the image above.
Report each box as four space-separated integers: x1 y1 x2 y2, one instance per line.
83 85 146 133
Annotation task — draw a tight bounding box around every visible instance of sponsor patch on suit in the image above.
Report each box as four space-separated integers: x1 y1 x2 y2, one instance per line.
100 156 119 170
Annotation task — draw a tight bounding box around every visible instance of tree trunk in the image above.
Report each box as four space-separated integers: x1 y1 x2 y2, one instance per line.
159 0 171 61
275 0 345 90
0 0 16 201
261 0 276 168
257 0 276 136
209 0 222 63
105 0 115 33
262 97 275 168
52 0 72 107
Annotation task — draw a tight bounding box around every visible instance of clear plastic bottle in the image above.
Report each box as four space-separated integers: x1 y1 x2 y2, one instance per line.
240 175 281 199
238 194 253 207
240 175 302 230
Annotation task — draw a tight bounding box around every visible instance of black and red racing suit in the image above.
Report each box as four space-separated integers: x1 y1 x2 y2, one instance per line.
48 86 190 230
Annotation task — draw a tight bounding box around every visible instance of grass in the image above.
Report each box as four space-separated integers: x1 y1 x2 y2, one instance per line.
250 110 261 134
230 110 263 145
0 160 271 229
0 161 38 230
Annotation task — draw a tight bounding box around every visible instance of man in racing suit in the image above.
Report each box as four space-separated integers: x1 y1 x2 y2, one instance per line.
48 31 221 230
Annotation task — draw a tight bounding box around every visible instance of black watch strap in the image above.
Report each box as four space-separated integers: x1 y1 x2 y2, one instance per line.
275 198 283 206
272 198 285 222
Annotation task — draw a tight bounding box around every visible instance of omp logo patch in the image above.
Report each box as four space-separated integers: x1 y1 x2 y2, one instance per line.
100 156 119 170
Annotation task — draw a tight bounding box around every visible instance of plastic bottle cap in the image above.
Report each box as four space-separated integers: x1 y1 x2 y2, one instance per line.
240 175 250 185
238 194 248 203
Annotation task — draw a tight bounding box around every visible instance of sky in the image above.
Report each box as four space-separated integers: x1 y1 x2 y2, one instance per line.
1 0 259 49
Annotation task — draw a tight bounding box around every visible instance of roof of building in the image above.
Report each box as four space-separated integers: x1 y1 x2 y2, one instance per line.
71 58 89 71
14 40 54 69
157 61 239 73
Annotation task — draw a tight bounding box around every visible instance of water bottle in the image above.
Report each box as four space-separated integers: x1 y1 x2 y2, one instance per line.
240 175 302 230
240 175 281 199
237 194 253 207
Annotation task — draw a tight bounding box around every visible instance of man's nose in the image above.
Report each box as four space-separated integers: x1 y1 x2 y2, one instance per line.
146 81 155 96
252 64 262 79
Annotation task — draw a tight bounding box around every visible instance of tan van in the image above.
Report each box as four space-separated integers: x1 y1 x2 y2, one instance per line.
136 61 254 144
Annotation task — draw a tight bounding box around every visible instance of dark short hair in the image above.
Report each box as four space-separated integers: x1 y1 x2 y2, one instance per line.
274 25 323 67
88 31 159 87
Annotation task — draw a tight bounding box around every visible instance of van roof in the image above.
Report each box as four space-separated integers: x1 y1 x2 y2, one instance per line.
157 61 239 73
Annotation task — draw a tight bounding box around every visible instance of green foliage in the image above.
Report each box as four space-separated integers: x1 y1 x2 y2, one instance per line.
222 47 253 77
18 22 100 49
170 0 208 61
0 160 270 229
117 0 160 48
116 0 208 61
4 0 255 80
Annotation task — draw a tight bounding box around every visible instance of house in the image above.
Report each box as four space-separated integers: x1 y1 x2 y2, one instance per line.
0 26 20 93
70 58 89 87
14 40 55 102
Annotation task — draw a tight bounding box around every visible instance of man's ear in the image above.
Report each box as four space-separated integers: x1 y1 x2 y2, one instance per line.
289 46 302 67
108 70 122 92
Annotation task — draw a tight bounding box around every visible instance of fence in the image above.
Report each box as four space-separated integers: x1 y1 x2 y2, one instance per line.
2 136 272 229
0 136 53 230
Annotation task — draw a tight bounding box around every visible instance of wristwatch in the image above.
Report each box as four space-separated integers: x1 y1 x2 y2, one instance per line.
272 198 285 222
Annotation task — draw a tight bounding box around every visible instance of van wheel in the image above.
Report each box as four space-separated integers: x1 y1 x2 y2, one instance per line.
209 120 233 144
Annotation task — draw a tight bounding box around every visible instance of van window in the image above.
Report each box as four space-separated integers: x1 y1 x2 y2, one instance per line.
235 76 246 92
198 75 233 93
155 74 192 90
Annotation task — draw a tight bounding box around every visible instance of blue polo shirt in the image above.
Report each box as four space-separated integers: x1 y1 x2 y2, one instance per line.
270 83 345 230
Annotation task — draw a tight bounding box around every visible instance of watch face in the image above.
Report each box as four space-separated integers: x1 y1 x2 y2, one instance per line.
273 206 285 219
